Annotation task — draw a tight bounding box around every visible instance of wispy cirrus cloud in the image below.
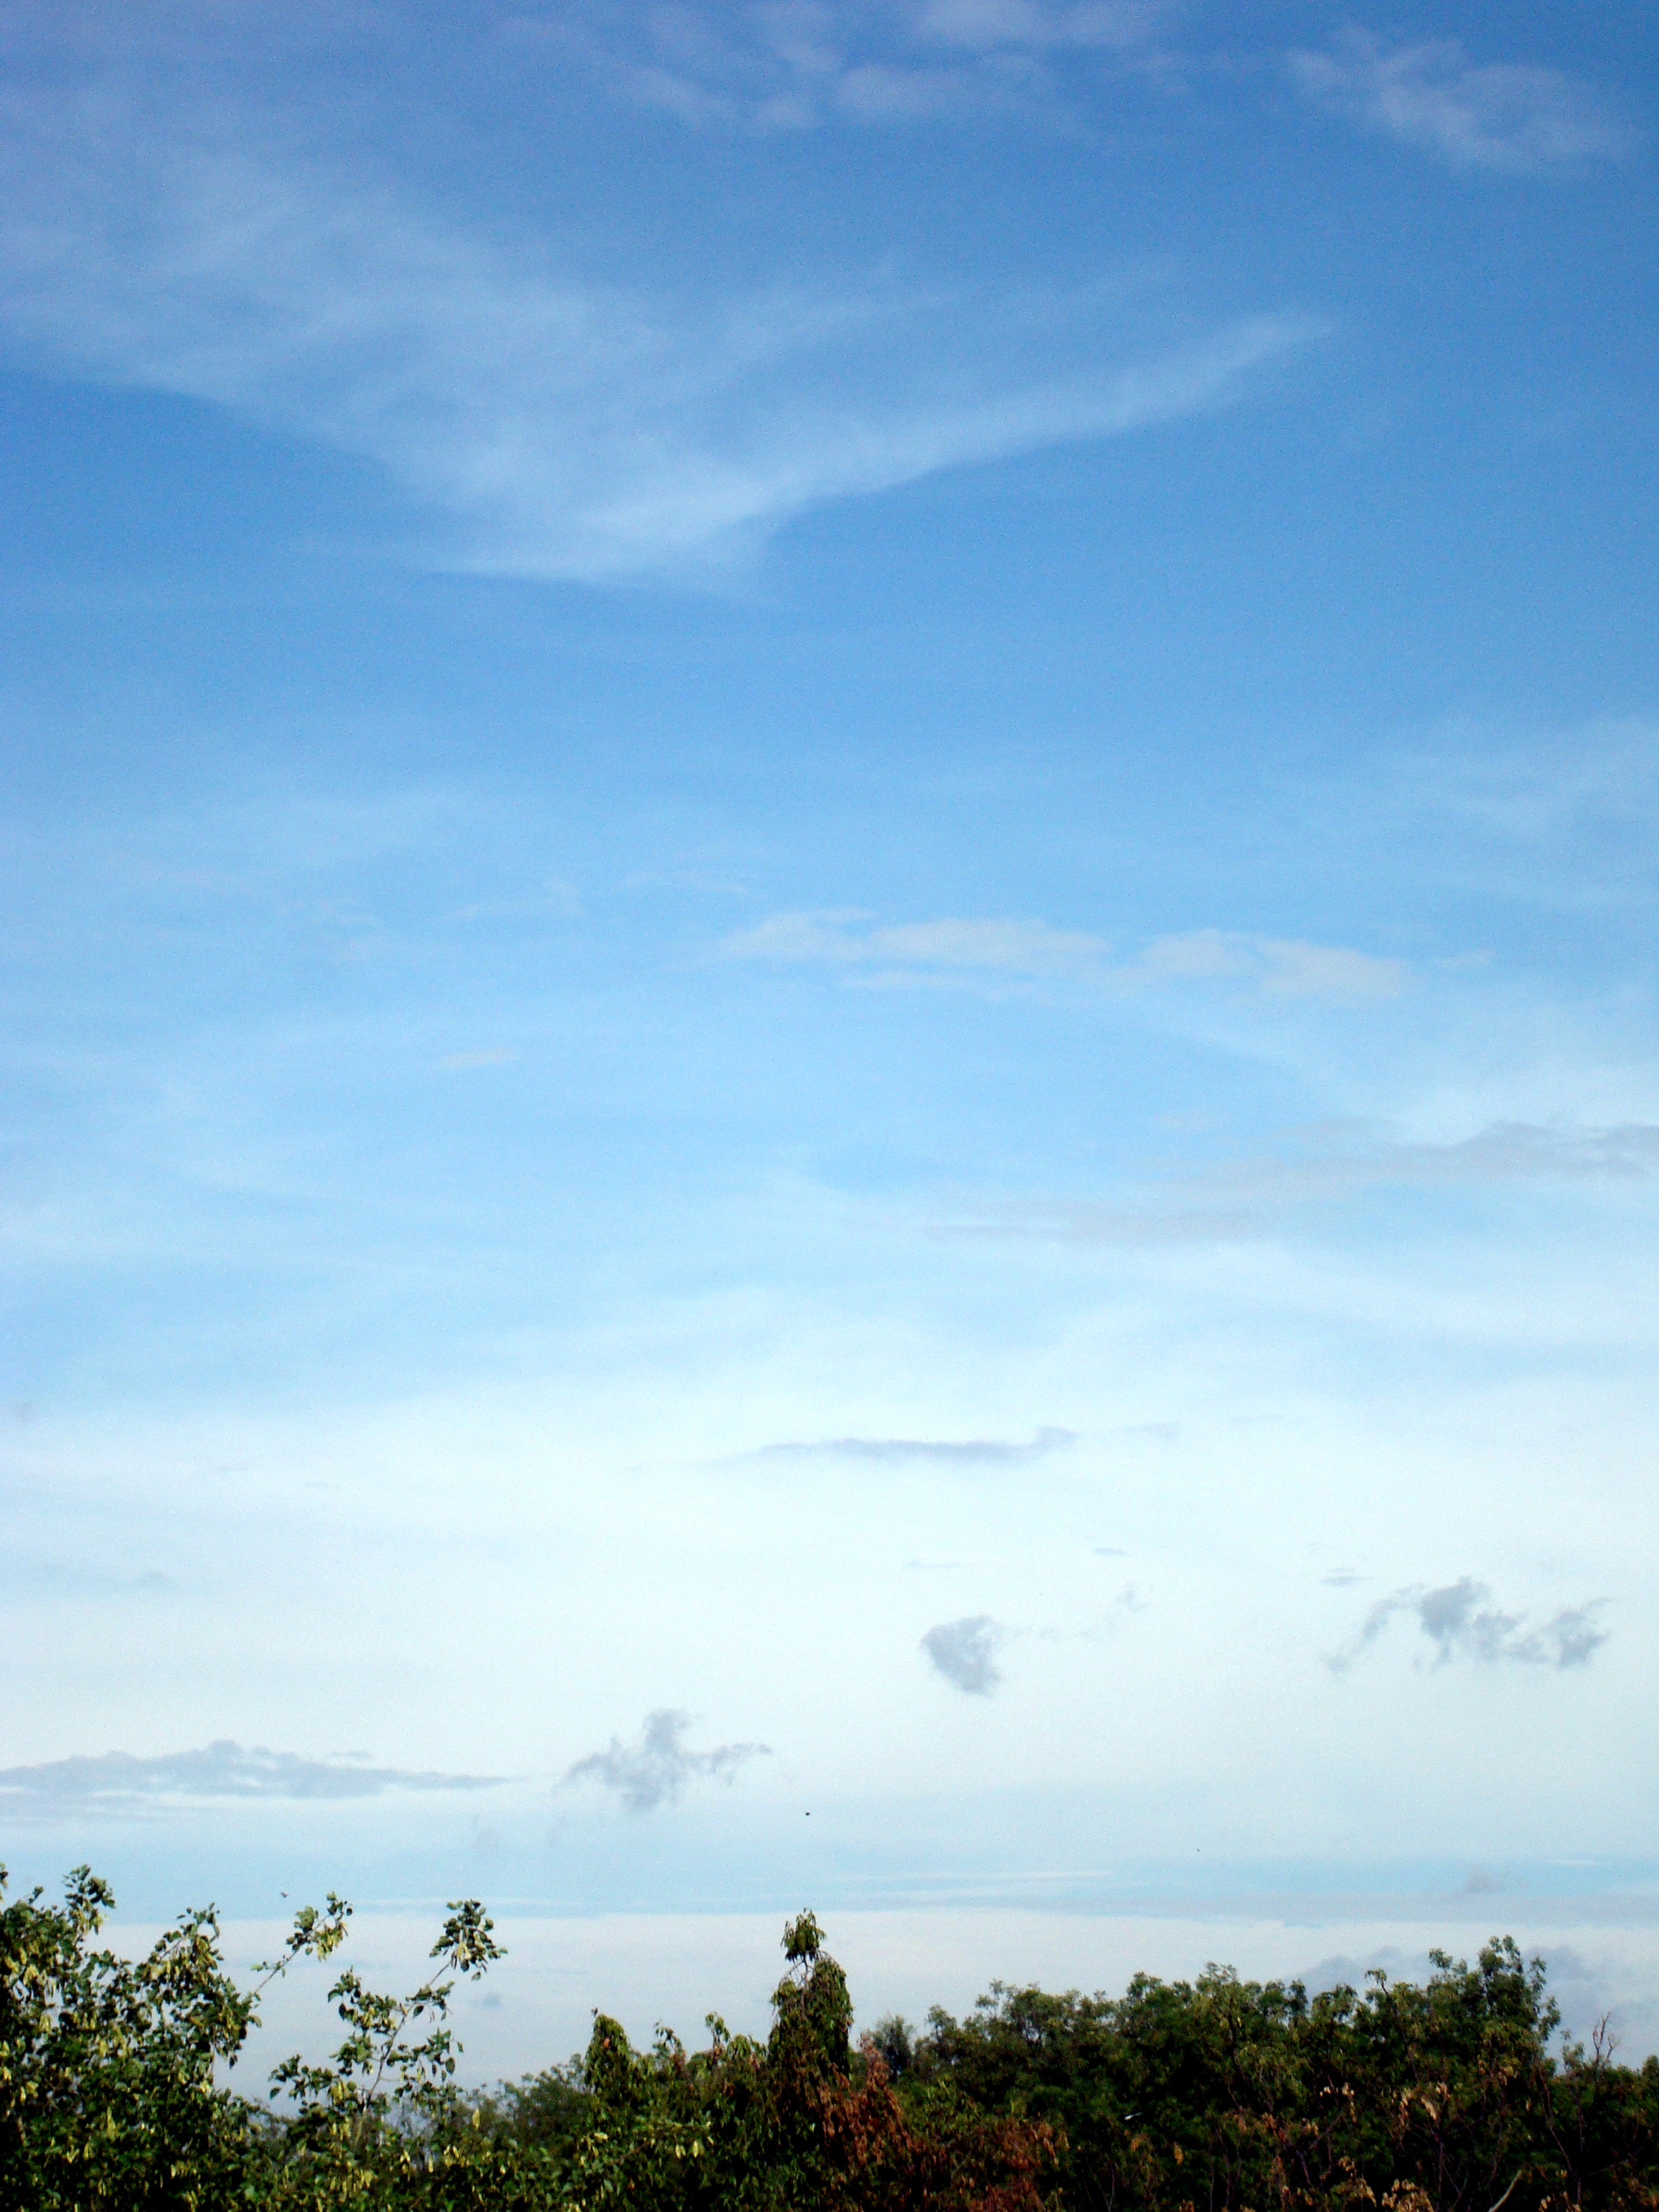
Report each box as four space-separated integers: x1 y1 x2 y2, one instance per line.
555 0 1174 132
0 66 1311 581
1327 1578 1609 1674
1290 32 1633 174
563 1709 771 1812
0 1740 510 1821
719 912 1404 998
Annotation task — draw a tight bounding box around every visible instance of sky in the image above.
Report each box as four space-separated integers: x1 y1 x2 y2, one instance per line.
3 0 1659 2066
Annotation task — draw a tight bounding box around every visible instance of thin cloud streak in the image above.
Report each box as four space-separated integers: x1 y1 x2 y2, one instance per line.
942 1121 1659 1247
1130 931 1406 1000
0 1740 511 1820
722 912 1112 976
720 914 1402 998
1291 32 1633 174
754 1426 1075 1465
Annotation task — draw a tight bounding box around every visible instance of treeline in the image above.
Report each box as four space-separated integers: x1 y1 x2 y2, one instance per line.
3 1866 1658 2209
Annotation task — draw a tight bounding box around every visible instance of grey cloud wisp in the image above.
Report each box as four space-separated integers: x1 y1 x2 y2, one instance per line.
582 3 1629 173
1327 1579 1608 1674
922 1615 1005 1696
564 1709 771 1813
0 1740 510 1820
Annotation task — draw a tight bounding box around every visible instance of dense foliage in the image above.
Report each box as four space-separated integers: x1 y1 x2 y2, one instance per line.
3 1864 1657 2210
899 1945 1659 2210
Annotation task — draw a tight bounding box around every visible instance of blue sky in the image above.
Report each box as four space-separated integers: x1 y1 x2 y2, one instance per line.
3 0 1659 2053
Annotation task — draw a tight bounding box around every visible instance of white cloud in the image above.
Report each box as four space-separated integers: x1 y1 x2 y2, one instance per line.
1290 32 1633 174
1131 930 1407 1000
719 912 1402 998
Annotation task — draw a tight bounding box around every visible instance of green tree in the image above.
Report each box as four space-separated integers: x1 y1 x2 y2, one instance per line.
7 1862 1659 2212
0 1864 256 2211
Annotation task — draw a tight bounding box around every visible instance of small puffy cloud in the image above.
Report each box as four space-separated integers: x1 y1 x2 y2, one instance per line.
922 1614 1005 1695
1532 1607 1612 1668
564 1708 771 1813
0 1740 510 1821
756 1426 1073 1466
1327 1578 1608 1674
1290 33 1633 174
